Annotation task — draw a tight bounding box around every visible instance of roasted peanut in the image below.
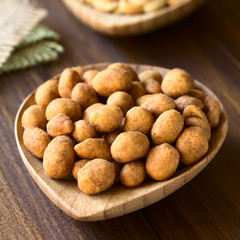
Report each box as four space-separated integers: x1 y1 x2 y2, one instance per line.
175 95 204 112
124 106 154 135
43 135 75 178
111 131 150 163
35 79 59 107
141 93 175 118
146 143 180 180
78 159 115 194
74 138 111 161
203 96 221 128
151 109 184 145
176 127 209 165
22 105 47 130
161 68 194 98
89 105 123 132
107 91 134 115
23 127 51 159
47 113 74 137
72 120 97 143
58 68 81 98
120 161 146 187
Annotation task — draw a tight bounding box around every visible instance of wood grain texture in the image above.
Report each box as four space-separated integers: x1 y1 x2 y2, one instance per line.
1 0 240 238
62 0 204 36
15 63 227 221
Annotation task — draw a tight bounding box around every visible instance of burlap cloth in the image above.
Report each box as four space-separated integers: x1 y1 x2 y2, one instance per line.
0 0 64 74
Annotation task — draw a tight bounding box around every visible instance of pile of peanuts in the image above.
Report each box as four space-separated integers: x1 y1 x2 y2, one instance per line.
81 0 186 15
22 63 221 195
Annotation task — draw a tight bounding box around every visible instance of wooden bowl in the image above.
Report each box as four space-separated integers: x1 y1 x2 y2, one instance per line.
15 63 228 221
62 0 204 36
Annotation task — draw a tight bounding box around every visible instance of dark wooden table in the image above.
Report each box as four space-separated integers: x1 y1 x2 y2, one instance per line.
1 0 240 239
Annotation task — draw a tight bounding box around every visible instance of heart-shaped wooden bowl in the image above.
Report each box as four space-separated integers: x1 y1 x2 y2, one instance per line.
62 0 204 36
15 63 228 221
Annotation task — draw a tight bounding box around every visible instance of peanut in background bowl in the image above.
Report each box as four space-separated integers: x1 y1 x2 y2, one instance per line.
15 63 228 221
62 0 204 36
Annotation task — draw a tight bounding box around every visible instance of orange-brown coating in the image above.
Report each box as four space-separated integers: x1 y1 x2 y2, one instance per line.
185 117 211 141
35 79 59 107
161 68 194 98
104 129 122 146
46 98 82 122
120 160 146 187
72 120 97 143
108 63 139 82
72 159 90 180
188 89 206 101
89 105 123 132
46 113 74 137
71 83 98 110
183 105 207 120
151 109 184 145
82 103 103 121
23 127 51 159
138 70 162 84
43 135 75 179
176 126 209 165
58 68 81 98
92 66 133 97
107 91 134 115
124 107 154 135
143 78 161 94
111 131 150 163
175 95 204 112
203 96 221 128
135 94 155 106
78 158 115 194
146 143 180 180
128 81 146 101
21 105 47 130
82 70 98 87
141 93 175 118
74 138 111 161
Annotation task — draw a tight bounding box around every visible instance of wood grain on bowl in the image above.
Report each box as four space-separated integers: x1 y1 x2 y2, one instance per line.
15 64 228 221
61 0 204 36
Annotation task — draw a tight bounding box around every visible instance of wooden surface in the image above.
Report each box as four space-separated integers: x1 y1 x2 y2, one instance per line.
15 63 228 221
62 0 204 36
0 0 240 238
